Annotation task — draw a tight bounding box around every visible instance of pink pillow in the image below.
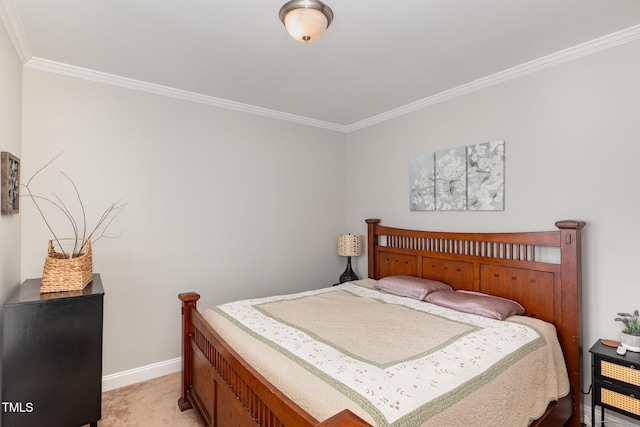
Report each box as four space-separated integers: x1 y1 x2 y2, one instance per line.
425 290 525 320
374 275 452 300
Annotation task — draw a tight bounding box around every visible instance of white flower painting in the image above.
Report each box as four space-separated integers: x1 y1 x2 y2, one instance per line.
409 140 504 211
435 146 467 210
467 141 504 210
410 153 435 210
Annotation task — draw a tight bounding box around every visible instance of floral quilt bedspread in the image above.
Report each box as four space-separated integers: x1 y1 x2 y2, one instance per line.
210 280 569 427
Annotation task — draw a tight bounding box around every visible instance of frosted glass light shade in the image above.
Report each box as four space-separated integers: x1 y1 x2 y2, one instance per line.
284 8 327 42
279 0 334 43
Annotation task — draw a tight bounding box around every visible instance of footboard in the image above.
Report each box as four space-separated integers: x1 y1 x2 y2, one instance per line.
178 292 370 427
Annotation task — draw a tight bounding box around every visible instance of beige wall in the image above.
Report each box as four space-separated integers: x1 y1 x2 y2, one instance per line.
0 17 22 315
346 39 640 391
20 69 347 375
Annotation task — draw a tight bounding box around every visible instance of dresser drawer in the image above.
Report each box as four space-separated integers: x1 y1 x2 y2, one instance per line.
601 359 640 388
595 383 640 418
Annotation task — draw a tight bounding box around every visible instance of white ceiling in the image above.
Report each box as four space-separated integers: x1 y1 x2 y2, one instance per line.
2 0 640 131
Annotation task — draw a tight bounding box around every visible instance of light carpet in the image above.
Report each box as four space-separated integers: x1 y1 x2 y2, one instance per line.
91 372 204 426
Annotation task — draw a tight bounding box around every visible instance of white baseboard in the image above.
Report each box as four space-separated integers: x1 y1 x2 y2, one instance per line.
583 401 640 427
101 357 182 392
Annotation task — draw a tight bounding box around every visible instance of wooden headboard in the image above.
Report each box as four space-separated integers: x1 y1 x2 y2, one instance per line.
366 218 585 426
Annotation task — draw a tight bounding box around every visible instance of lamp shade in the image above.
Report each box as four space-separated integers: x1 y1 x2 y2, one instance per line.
337 234 363 257
279 0 334 43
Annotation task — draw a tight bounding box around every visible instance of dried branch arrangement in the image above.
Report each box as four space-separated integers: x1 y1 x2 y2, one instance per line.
22 153 125 258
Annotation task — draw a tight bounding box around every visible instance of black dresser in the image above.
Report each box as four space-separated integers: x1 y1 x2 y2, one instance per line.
2 274 104 427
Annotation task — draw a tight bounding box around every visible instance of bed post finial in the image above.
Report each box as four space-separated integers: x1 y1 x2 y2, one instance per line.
555 220 586 230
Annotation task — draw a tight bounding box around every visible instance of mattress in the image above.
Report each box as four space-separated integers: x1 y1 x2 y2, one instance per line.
202 279 569 427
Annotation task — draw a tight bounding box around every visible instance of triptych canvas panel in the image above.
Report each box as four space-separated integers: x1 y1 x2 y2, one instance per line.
410 140 504 211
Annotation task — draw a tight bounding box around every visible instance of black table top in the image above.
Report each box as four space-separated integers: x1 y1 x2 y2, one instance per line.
4 273 104 306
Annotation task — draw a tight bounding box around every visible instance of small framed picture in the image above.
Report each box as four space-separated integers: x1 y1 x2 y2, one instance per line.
1 151 20 215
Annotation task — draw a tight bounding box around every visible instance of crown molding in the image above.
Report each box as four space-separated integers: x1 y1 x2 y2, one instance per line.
8 11 640 134
24 57 349 132
0 0 32 63
345 24 640 133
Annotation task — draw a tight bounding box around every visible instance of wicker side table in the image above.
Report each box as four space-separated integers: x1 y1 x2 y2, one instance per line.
590 340 640 425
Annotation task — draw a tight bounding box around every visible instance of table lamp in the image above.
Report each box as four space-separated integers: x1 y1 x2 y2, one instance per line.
337 234 363 284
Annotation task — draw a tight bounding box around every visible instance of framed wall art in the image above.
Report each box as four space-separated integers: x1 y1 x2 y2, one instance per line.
410 140 504 211
1 151 20 215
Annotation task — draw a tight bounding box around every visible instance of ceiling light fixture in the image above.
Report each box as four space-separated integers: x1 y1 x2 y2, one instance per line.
279 0 334 43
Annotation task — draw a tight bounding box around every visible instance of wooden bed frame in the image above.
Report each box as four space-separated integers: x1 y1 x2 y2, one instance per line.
179 218 585 427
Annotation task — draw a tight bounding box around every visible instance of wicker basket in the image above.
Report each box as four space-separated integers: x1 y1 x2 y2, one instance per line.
41 238 93 293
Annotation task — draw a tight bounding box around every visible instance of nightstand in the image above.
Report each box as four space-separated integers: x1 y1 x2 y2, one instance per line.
590 340 640 425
